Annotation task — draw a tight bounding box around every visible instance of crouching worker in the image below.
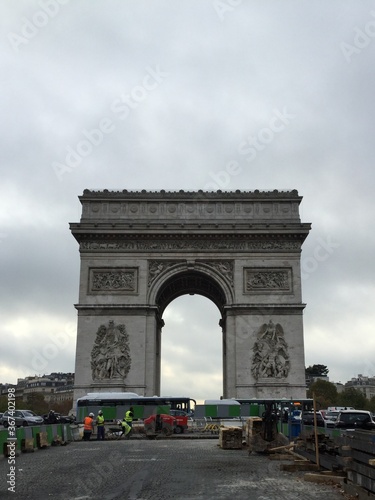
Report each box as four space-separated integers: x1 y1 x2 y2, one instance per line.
119 418 131 439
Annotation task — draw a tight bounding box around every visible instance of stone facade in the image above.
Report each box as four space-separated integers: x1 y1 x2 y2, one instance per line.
70 189 311 403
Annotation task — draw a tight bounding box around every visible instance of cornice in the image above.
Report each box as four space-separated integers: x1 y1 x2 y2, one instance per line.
80 189 302 201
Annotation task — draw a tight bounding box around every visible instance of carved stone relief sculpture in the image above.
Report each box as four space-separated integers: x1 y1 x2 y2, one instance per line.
245 268 292 293
251 320 290 379
201 261 234 288
91 320 131 380
148 260 180 287
90 268 137 293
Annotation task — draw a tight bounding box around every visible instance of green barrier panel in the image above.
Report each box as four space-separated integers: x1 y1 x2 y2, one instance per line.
250 404 261 417
157 405 170 415
102 408 116 420
228 405 241 417
0 429 9 451
205 405 218 418
0 424 72 453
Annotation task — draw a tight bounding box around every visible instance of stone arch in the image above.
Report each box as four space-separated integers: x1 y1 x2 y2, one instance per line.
70 189 311 402
148 262 234 315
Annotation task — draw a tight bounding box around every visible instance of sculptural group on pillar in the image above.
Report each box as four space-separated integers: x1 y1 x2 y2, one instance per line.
251 320 290 379
91 320 131 380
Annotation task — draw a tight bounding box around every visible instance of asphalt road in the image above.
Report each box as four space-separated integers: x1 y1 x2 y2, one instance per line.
0 437 346 500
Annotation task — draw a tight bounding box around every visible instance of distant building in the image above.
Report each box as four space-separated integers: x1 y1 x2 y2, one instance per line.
345 374 375 400
0 383 17 396
334 382 344 393
306 375 329 388
9 372 75 403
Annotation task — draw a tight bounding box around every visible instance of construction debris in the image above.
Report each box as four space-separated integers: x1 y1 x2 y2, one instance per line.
219 426 243 449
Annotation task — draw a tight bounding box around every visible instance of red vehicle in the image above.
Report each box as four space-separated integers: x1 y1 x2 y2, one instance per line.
144 413 177 438
169 409 189 434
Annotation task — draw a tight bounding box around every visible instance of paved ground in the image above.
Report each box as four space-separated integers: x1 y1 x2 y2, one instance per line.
0 438 348 500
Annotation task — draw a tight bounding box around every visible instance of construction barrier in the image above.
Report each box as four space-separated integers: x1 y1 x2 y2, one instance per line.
1 424 73 455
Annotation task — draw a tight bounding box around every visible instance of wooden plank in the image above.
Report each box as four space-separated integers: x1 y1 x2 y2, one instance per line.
36 432 49 449
304 473 344 485
21 438 34 453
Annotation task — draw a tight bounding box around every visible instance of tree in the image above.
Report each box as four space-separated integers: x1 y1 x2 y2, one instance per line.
367 396 375 413
305 364 329 377
307 379 337 409
336 387 367 410
26 393 49 415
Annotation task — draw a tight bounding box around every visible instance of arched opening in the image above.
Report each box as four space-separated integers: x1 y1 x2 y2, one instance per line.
161 295 223 403
156 270 227 317
155 270 228 402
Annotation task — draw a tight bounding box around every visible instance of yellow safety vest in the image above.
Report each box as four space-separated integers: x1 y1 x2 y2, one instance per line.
125 410 133 422
97 415 105 426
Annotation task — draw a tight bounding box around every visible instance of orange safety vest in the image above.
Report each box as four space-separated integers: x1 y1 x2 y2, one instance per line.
83 416 93 431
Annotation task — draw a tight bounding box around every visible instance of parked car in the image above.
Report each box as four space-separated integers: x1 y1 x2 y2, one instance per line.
169 409 189 434
324 410 340 424
302 411 326 427
2 410 44 428
326 410 375 430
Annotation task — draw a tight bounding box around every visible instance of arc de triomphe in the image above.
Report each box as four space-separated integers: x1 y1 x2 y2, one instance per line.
70 189 311 402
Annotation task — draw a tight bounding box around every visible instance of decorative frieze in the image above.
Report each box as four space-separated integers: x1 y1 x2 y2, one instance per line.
244 268 292 293
251 320 290 380
81 239 301 253
80 189 302 222
91 320 131 381
89 268 138 293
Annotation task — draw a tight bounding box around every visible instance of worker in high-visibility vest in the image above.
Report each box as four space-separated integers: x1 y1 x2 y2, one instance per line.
96 410 105 440
120 418 131 439
124 406 134 439
83 413 94 441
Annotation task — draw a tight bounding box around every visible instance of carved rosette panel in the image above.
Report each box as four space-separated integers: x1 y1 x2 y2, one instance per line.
200 261 234 288
244 268 292 294
91 320 131 381
251 320 290 380
148 260 181 287
89 268 138 293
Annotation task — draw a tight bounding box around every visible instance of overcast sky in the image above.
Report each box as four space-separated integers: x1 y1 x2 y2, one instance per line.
1 1 375 403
